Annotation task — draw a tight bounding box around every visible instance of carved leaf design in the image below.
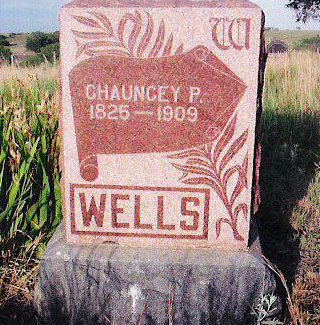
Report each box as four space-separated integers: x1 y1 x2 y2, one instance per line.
80 41 128 57
75 40 87 57
71 30 108 39
219 129 248 173
179 172 189 181
222 165 247 188
91 12 114 36
243 151 249 175
149 20 165 57
171 163 213 179
72 11 184 58
170 114 250 242
185 172 222 193
212 116 237 161
163 33 173 56
182 177 215 187
72 15 101 28
186 158 212 169
216 218 232 238
175 44 184 55
183 177 224 201
123 12 142 25
168 147 207 159
137 12 153 57
84 40 124 48
230 184 244 207
128 12 142 54
230 152 249 205
117 17 127 44
85 48 130 57
234 204 248 222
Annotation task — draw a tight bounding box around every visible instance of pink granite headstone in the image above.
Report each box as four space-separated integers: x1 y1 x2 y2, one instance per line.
60 0 265 249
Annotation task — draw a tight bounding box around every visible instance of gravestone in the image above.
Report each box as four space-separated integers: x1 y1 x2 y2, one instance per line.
60 0 264 249
35 1 281 324
268 40 288 54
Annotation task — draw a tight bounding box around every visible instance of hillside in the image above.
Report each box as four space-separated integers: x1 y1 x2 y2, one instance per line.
6 33 35 60
266 30 319 49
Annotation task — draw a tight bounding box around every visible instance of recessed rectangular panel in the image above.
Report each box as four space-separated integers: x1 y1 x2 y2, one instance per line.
60 0 265 248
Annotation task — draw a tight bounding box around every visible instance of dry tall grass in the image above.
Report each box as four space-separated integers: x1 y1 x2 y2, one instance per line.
0 63 58 84
265 51 320 112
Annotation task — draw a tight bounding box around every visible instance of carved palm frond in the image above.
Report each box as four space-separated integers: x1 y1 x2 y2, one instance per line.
170 115 250 241
72 11 184 58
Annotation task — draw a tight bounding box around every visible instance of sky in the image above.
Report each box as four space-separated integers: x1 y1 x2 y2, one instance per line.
0 0 319 33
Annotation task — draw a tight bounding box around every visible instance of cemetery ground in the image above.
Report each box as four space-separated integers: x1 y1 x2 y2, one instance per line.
0 50 319 324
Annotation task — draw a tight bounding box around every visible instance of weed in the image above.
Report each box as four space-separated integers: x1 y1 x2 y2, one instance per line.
251 293 283 325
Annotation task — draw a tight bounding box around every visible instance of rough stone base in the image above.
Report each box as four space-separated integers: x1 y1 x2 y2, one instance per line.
34 226 280 325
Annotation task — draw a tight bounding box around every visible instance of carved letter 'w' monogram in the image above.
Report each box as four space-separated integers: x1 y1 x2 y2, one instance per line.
210 18 251 51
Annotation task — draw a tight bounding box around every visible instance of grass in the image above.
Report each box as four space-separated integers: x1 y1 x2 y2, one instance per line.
265 51 320 111
0 50 319 324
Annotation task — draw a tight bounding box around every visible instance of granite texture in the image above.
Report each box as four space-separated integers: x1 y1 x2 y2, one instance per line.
60 2 265 248
34 226 281 325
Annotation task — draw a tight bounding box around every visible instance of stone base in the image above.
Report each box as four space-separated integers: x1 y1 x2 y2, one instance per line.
34 226 280 325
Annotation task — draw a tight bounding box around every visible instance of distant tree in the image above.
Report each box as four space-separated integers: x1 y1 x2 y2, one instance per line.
40 43 60 62
295 35 320 51
0 34 7 41
48 31 59 44
26 31 60 53
0 39 10 47
26 32 50 53
0 46 12 62
287 0 320 22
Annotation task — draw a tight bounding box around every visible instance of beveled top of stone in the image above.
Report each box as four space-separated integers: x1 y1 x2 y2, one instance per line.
63 0 260 9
